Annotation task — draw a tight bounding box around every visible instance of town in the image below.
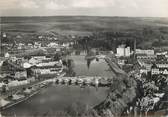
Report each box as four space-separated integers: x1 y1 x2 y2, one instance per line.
0 29 168 116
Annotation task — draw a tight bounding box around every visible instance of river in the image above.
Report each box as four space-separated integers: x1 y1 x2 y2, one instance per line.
2 52 114 116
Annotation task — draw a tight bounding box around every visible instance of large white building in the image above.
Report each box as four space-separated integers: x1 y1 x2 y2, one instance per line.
116 45 131 57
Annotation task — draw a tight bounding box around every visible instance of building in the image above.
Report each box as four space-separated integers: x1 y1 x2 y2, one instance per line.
47 42 58 48
151 63 168 76
28 56 52 65
125 47 131 57
28 58 39 65
4 52 10 58
116 45 131 57
27 43 34 49
10 56 17 62
140 66 148 75
14 70 27 79
22 62 32 69
137 59 153 72
151 67 168 76
62 43 70 48
2 33 7 38
137 54 157 61
0 60 4 67
156 51 167 56
34 42 41 48
31 60 63 78
17 43 25 50
156 61 168 68
156 54 167 62
136 49 154 55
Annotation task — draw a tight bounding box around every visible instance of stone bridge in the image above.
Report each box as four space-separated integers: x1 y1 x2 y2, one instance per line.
45 75 112 87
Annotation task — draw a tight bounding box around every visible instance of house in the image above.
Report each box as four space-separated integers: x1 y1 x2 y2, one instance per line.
10 56 17 62
151 68 168 76
2 33 7 38
62 42 70 49
17 43 25 50
4 52 10 58
38 35 43 39
156 55 167 62
162 69 168 75
156 51 167 55
34 42 41 48
33 56 46 60
16 35 22 39
140 66 148 75
0 60 4 66
156 61 168 68
151 64 160 75
47 42 58 48
27 43 34 49
151 63 168 76
14 70 27 79
29 58 39 65
137 60 153 71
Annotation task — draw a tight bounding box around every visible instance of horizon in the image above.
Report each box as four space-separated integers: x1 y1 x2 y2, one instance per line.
1 0 168 17
1 15 168 18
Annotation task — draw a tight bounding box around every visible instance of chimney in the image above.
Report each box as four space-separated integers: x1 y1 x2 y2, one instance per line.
134 39 136 59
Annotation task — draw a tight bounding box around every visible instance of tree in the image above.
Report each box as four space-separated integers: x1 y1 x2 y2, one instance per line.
53 53 61 61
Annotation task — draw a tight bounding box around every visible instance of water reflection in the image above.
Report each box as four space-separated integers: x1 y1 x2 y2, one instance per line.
87 59 91 69
87 58 94 69
69 50 115 77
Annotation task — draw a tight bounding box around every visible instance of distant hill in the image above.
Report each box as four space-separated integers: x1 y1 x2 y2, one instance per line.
1 16 168 35
1 16 168 49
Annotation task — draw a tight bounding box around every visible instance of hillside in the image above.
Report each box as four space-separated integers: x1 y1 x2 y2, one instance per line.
94 71 137 117
1 16 168 35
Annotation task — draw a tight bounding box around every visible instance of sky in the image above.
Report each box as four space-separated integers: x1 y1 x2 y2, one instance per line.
0 0 168 17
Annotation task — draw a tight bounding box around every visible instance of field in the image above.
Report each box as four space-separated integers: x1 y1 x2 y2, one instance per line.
1 16 168 49
1 16 168 34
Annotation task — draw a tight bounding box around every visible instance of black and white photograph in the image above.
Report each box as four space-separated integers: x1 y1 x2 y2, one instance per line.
0 0 168 117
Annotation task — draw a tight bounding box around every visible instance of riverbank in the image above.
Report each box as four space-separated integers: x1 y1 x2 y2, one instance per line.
1 88 41 110
0 72 66 111
2 85 109 117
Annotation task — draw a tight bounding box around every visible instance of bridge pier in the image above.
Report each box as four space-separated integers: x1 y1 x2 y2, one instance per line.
52 76 111 88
